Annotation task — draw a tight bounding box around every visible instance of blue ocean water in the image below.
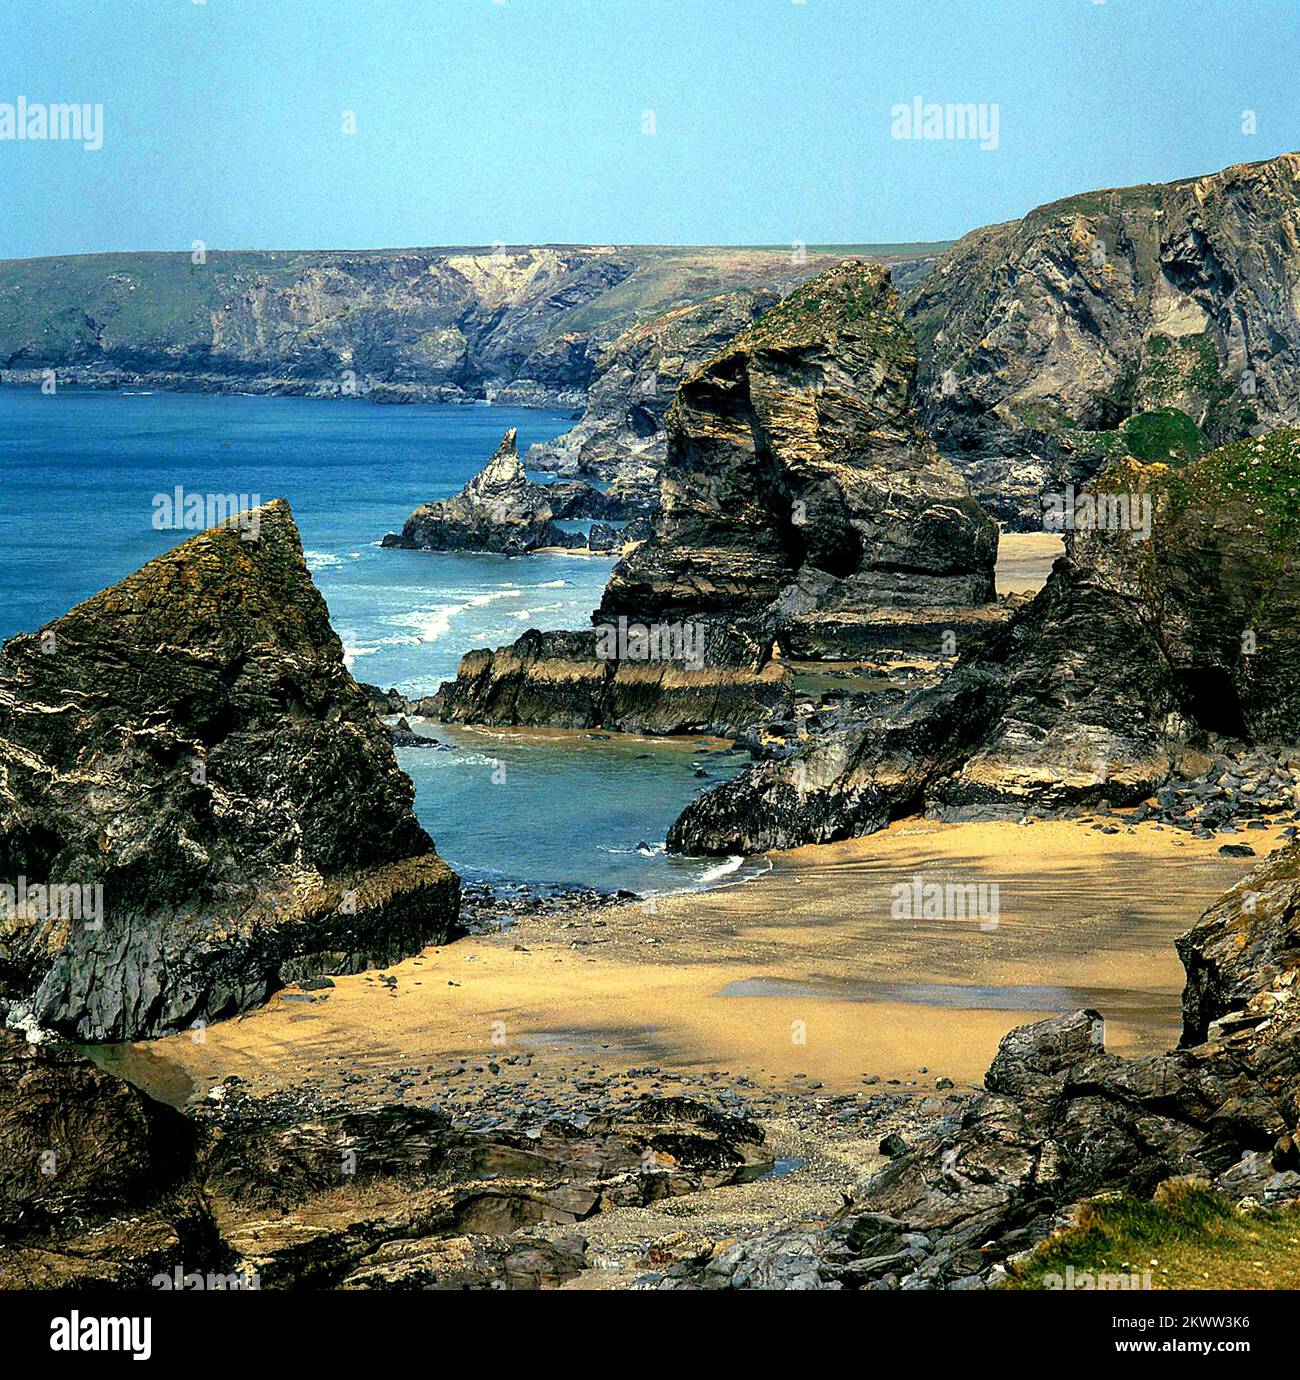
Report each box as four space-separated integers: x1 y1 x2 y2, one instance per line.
0 387 750 892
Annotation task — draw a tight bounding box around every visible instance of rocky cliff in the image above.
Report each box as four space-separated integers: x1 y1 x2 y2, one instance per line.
0 245 916 407
601 260 999 658
908 151 1300 526
0 500 459 1041
525 287 784 495
671 428 1300 853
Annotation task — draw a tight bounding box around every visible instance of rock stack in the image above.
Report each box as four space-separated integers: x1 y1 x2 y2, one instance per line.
0 500 460 1041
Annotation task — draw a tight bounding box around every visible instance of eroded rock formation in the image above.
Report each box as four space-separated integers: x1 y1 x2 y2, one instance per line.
909 151 1300 526
381 428 634 556
432 621 792 737
0 1039 769 1290
526 287 785 496
602 261 999 658
671 430 1300 853
0 500 460 1041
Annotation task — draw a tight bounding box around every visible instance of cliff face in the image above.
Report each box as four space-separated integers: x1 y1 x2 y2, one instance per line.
909 151 1300 525
0 500 459 1041
601 261 999 657
525 287 784 492
0 245 887 408
671 429 1300 854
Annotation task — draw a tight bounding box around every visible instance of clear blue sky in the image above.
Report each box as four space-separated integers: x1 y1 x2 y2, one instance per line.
2 0 1297 258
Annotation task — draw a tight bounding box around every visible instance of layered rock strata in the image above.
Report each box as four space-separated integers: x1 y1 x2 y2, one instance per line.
601 261 999 659
671 430 1300 853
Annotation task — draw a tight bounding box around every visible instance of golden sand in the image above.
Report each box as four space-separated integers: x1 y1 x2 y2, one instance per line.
145 817 1283 1100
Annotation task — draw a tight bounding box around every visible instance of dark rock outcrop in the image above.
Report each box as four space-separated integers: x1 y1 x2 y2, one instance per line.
909 151 1300 526
671 429 1300 853
431 262 993 740
678 843 1300 1289
0 1036 769 1289
433 621 791 737
601 261 999 659
0 1028 197 1235
381 428 630 556
0 1026 221 1287
0 500 460 1041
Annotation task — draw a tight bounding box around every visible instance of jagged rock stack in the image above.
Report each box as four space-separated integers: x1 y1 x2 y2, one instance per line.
382 428 633 556
601 260 1000 658
430 262 1001 738
0 500 460 1041
671 430 1300 854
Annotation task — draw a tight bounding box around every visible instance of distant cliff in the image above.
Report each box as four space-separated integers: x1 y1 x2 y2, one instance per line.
0 243 939 408
908 151 1300 526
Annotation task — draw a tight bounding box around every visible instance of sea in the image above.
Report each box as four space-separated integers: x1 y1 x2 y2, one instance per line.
0 386 757 894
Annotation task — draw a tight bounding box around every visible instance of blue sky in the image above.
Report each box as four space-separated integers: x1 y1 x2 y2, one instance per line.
2 0 1297 257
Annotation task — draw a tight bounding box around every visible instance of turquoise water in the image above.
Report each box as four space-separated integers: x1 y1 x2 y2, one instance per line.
0 387 748 891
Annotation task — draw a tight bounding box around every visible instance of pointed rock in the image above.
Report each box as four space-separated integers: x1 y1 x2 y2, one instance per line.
0 499 459 1041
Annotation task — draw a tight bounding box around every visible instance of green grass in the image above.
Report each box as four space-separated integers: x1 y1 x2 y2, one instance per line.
1163 427 1300 546
1122 407 1207 463
1006 1183 1300 1290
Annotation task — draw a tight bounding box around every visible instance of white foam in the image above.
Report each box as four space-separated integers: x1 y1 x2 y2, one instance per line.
695 855 745 886
305 550 345 572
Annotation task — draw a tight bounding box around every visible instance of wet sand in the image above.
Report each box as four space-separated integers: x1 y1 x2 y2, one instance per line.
139 817 1284 1104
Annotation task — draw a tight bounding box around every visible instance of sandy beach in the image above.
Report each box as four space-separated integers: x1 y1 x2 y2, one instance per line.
129 815 1281 1108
